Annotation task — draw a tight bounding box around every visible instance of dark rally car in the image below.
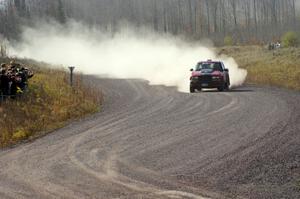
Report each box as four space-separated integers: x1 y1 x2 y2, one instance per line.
190 60 230 93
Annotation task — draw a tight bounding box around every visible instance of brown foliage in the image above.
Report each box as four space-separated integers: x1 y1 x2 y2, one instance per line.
221 46 300 91
0 59 102 147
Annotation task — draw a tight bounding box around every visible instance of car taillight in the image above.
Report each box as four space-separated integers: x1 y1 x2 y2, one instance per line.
212 71 223 76
192 71 202 76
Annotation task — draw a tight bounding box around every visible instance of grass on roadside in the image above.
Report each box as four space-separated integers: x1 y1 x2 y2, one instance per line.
0 58 102 147
219 46 300 90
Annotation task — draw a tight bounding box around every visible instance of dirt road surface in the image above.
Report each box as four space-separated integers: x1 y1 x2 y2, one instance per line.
0 79 299 199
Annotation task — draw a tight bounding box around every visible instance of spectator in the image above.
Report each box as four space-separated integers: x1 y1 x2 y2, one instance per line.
0 68 10 97
0 61 34 100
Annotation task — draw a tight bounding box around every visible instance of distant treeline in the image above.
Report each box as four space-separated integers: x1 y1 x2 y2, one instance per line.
0 0 299 44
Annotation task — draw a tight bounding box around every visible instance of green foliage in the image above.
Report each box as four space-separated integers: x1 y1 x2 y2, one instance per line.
224 36 234 46
282 31 299 47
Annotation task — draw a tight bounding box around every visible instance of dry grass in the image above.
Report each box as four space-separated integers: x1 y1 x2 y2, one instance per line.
219 46 300 90
0 58 102 147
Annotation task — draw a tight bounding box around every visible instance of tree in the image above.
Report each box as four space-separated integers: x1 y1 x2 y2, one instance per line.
57 0 66 24
0 0 299 44
224 35 234 46
282 31 299 47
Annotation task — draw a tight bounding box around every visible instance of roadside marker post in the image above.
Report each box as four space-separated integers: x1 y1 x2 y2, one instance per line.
68 66 75 87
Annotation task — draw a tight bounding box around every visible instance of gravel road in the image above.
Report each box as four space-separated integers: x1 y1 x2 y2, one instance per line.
0 78 299 199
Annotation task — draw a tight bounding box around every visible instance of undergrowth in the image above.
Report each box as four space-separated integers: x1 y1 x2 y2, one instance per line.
219 46 300 90
0 58 102 147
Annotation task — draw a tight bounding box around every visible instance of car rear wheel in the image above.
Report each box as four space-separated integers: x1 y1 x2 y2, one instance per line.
218 84 225 92
190 86 196 93
225 83 230 91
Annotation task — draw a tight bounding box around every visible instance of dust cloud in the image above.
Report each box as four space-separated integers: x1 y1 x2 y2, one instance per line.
10 21 247 92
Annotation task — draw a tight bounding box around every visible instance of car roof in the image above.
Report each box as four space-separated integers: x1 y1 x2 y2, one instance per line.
198 60 223 64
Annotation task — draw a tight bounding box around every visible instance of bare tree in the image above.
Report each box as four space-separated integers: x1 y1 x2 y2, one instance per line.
0 0 299 44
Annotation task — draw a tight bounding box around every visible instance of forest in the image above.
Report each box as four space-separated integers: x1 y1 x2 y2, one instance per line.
0 0 299 44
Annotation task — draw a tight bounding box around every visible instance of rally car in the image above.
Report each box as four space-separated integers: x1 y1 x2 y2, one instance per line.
190 60 230 93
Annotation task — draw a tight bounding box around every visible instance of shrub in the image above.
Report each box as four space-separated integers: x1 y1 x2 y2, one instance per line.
224 36 234 46
12 129 28 141
282 31 299 47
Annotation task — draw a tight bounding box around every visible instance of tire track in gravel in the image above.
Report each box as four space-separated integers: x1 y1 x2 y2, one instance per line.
0 78 299 199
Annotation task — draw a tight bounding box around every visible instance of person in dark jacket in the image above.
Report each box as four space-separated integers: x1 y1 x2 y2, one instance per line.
9 68 22 97
0 69 10 97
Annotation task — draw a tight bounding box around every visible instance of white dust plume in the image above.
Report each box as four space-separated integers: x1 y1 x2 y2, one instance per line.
10 21 247 92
